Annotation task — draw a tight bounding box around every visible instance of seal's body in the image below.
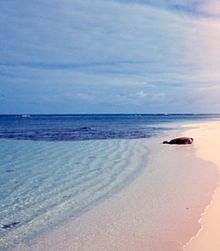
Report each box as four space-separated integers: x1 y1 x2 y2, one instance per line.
163 137 193 145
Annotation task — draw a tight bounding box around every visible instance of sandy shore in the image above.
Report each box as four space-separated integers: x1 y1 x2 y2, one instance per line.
15 121 220 251
183 121 220 251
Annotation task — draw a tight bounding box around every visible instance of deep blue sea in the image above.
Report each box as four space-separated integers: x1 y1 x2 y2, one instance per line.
1 114 220 141
0 114 220 250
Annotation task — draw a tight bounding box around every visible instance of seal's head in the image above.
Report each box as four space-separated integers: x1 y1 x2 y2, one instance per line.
163 141 169 144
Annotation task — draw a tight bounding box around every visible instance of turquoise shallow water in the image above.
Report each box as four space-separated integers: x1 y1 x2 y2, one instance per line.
0 138 149 249
1 114 220 249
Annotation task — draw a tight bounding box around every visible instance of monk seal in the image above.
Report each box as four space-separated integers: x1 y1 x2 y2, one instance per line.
163 137 193 145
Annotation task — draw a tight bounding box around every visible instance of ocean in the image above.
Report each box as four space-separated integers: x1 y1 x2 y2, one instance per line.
0 114 220 250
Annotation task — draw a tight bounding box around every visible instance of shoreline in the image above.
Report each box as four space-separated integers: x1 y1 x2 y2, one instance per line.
183 121 220 251
14 121 220 251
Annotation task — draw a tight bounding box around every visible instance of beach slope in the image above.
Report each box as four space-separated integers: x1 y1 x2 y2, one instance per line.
184 121 220 251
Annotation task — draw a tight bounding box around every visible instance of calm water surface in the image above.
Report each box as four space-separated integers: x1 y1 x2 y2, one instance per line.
0 114 219 249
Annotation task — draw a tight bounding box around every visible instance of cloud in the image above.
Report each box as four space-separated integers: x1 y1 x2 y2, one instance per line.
135 90 148 98
115 0 220 17
1 0 220 113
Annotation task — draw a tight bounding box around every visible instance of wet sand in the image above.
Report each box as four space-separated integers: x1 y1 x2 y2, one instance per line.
15 122 220 251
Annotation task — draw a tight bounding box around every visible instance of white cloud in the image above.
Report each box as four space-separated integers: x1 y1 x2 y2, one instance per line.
135 90 148 98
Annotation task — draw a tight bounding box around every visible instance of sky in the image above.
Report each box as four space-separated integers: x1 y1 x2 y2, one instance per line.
1 0 220 114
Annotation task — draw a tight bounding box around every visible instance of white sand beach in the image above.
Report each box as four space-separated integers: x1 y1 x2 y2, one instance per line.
14 121 220 251
183 121 220 251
